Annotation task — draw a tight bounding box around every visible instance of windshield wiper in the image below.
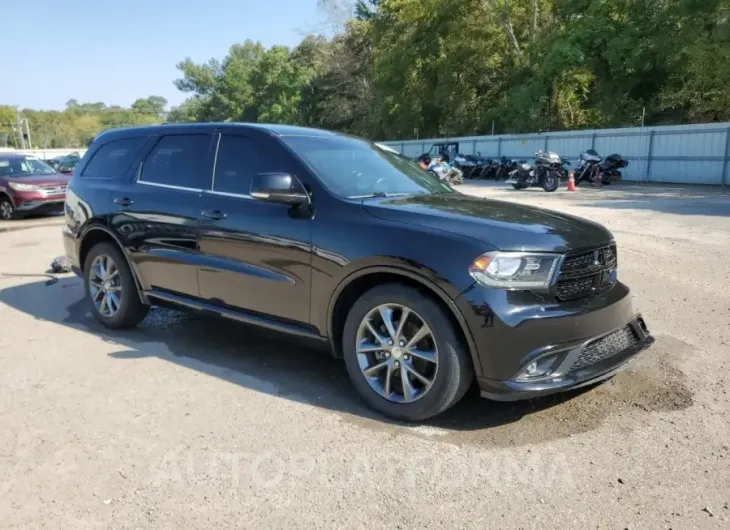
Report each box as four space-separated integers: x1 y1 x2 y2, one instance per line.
350 192 413 199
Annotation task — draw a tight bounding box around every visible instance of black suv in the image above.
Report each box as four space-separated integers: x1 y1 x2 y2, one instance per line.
62 123 654 421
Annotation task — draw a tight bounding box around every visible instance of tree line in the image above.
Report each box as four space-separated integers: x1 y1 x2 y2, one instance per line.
3 0 728 148
0 97 167 149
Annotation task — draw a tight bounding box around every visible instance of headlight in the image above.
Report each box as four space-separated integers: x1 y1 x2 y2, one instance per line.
8 182 41 192
469 251 561 289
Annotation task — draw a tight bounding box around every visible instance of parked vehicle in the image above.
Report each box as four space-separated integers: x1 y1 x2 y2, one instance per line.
575 149 601 185
472 156 496 180
558 157 571 181
427 156 464 185
56 152 82 175
452 153 481 179
494 157 523 180
63 123 654 421
0 153 70 220
507 150 561 192
428 142 459 161
575 150 627 185
598 153 628 184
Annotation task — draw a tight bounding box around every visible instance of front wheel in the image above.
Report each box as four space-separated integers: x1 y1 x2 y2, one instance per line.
342 284 473 422
0 197 16 220
542 173 559 192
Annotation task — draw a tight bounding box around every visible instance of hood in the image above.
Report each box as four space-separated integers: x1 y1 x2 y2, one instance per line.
2 173 70 186
362 193 613 253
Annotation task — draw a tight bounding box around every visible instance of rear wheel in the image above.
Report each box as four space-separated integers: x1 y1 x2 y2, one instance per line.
83 242 149 329
342 284 473 421
0 197 16 220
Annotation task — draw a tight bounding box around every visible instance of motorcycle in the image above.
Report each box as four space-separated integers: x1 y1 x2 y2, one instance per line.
506 150 561 192
598 153 628 184
493 156 518 180
453 153 481 179
419 154 464 185
575 149 627 185
477 157 498 179
558 157 571 181
574 149 602 185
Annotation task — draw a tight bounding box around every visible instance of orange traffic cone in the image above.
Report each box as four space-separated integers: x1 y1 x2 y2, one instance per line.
567 171 576 191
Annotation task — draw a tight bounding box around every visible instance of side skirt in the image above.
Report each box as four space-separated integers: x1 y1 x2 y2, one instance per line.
145 289 328 344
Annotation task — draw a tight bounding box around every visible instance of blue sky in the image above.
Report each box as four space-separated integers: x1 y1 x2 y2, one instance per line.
3 0 329 110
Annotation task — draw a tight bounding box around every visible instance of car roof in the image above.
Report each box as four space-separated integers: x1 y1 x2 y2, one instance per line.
94 122 344 143
0 152 34 160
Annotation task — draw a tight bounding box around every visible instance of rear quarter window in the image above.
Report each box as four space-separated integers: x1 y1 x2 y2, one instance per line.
81 137 147 179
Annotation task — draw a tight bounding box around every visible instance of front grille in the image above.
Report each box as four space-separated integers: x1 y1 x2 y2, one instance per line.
570 325 639 372
40 184 68 195
554 244 617 301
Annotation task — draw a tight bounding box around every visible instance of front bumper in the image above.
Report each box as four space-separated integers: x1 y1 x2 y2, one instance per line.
12 191 66 213
455 280 654 400
478 314 654 400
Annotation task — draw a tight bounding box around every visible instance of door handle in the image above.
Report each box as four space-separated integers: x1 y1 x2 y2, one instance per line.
201 209 226 220
114 197 133 207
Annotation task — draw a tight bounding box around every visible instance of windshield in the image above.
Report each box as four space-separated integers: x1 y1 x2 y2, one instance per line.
0 156 57 177
282 135 454 198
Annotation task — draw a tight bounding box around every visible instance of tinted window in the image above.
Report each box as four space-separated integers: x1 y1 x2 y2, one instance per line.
140 134 211 189
213 135 271 195
283 136 452 198
0 155 56 177
82 138 145 179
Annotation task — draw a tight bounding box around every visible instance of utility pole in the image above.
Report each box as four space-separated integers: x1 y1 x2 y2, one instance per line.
23 119 32 149
15 107 26 149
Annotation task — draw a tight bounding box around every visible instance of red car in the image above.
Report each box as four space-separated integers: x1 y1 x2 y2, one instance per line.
0 153 70 220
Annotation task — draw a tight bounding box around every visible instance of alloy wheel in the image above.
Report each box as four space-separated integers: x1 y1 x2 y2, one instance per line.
88 254 123 317
355 304 439 403
0 200 13 220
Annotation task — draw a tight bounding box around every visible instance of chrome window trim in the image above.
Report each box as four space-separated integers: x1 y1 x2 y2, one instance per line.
136 180 203 193
203 189 254 200
210 133 222 192
209 132 257 199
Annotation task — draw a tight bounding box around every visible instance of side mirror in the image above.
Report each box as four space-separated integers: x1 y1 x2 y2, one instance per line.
251 173 309 206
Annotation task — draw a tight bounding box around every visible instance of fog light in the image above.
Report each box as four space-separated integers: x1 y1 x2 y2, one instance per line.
515 353 566 382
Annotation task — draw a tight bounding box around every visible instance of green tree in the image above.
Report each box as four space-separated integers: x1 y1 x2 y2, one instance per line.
131 95 168 117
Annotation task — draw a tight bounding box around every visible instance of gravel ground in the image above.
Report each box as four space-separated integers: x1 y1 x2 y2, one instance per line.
1 183 729 528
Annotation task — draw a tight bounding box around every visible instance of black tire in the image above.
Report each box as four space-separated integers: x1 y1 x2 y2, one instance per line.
542 173 559 192
0 196 16 220
83 242 149 329
342 284 473 422
512 183 527 190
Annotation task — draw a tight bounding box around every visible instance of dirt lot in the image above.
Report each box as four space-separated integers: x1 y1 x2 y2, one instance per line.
1 184 729 528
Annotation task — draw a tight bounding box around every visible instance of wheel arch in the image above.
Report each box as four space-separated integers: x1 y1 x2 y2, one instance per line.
326 265 482 375
79 225 149 305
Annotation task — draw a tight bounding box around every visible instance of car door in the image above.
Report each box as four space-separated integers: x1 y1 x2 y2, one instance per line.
109 131 215 299
197 130 313 325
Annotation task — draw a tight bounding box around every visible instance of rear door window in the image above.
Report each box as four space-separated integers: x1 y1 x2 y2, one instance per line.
140 134 213 190
81 138 146 179
213 134 272 195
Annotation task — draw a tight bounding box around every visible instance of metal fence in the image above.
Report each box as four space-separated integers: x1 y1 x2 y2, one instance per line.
379 122 730 186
